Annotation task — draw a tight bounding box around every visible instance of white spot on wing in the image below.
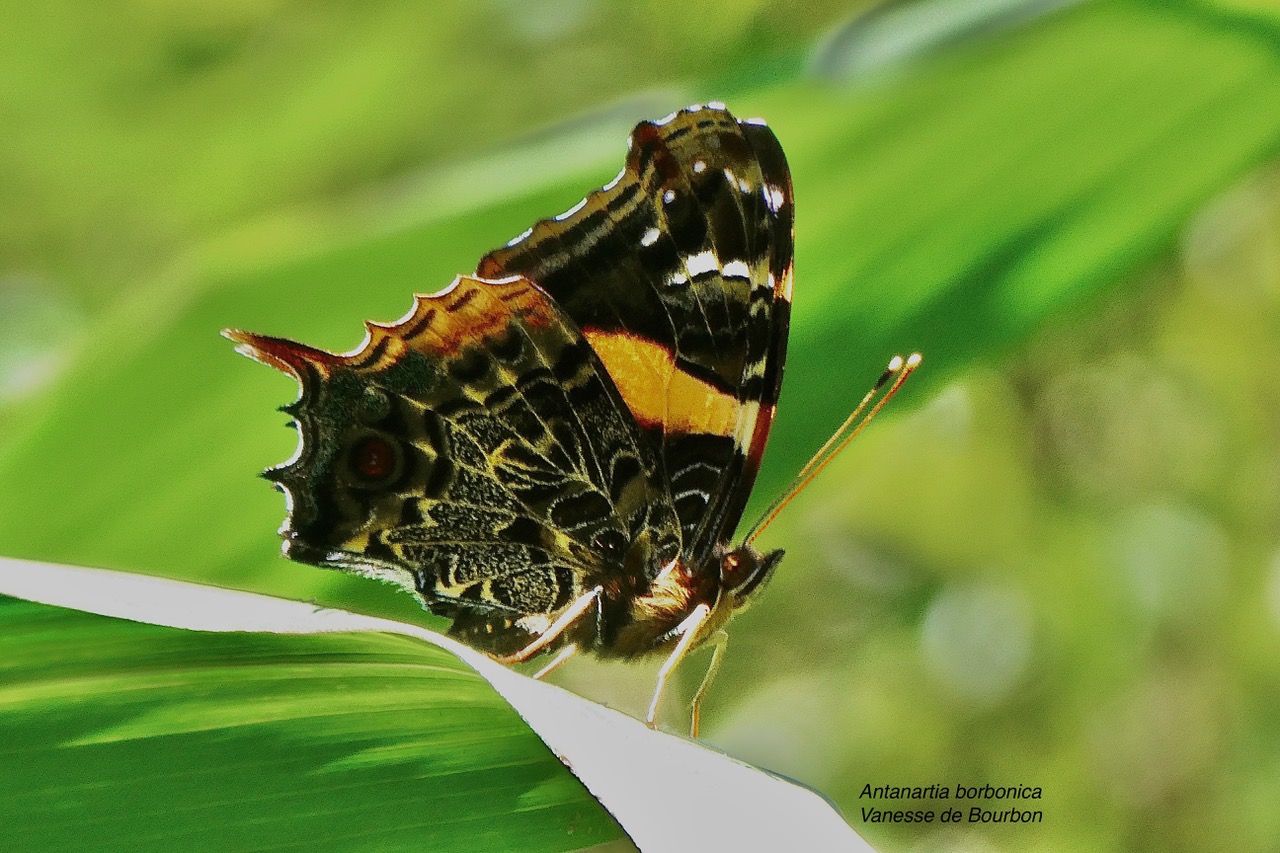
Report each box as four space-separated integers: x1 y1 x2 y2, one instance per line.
392 301 421 325
517 614 553 635
554 198 587 221
707 100 727 110
663 189 676 204
426 276 466 298
670 271 689 286
507 227 534 247
722 259 750 280
672 461 721 480
640 227 661 247
734 401 762 447
602 168 626 192
686 250 718 278
693 160 706 174
765 185 786 212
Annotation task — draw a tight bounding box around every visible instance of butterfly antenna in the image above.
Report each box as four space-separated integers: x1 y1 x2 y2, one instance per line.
743 352 921 547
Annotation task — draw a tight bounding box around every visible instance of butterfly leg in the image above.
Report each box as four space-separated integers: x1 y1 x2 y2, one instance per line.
688 629 728 738
645 603 712 731
532 643 578 680
492 585 602 666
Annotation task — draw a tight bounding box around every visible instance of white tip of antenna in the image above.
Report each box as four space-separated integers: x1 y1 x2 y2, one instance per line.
906 352 923 367
887 355 904 371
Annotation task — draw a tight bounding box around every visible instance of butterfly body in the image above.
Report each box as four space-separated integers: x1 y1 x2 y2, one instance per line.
227 104 794 691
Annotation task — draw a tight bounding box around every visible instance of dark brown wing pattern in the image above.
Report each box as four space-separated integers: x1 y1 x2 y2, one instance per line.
226 275 682 655
227 104 793 666
479 103 794 562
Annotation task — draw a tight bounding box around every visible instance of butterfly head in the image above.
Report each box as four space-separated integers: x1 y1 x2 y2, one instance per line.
717 544 784 610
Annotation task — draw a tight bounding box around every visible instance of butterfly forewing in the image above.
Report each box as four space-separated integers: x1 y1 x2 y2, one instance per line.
478 106 793 559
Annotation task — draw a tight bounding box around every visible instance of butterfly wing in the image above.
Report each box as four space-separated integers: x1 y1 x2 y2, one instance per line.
225 275 683 655
477 104 794 563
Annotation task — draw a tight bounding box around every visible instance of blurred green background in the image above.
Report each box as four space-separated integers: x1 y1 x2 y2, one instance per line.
3 0 1280 850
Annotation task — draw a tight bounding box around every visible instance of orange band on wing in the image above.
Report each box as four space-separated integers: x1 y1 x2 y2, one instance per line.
584 330 740 438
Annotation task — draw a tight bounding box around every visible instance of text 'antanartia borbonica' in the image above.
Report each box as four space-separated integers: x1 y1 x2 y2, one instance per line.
858 783 1044 826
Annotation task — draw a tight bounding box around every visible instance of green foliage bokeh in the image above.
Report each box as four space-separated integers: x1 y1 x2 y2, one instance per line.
3 1 1280 850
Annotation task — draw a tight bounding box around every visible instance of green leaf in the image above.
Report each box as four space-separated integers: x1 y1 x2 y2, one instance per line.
0 599 619 852
0 558 870 852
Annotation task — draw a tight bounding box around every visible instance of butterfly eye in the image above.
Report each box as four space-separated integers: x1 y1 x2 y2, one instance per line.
347 433 402 486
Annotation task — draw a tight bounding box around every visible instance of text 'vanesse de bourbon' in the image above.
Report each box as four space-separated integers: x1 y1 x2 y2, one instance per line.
858 784 1044 826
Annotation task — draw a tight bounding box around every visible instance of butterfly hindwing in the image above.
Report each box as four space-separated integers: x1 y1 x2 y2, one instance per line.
478 104 794 561
226 275 683 655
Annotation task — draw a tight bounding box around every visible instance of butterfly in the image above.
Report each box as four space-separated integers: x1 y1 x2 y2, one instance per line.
225 103 795 734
